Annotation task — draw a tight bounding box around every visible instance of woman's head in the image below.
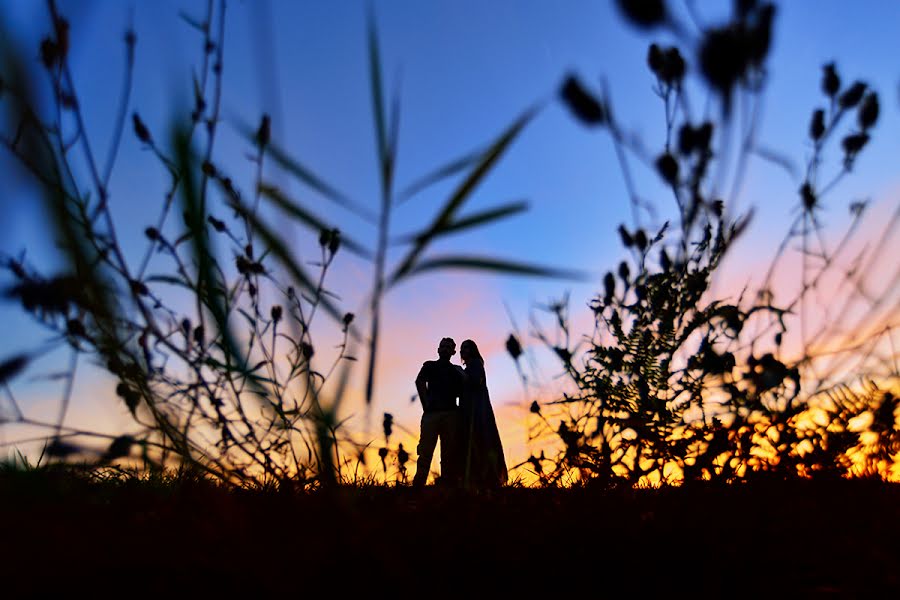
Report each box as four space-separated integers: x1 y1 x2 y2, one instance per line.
459 339 484 365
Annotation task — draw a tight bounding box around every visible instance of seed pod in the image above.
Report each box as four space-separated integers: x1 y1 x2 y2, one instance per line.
695 122 713 151
633 229 648 251
505 334 523 360
800 183 816 211
618 260 630 283
40 38 59 69
677 124 695 155
603 272 616 302
655 152 679 185
821 63 840 97
838 81 866 109
130 280 149 296
858 92 879 130
617 224 633 248
647 43 664 75
66 319 86 337
660 248 671 271
616 0 667 29
328 228 340 255
256 114 271 147
809 109 825 141
662 46 685 84
842 132 869 155
559 74 606 126
207 216 226 232
132 113 151 143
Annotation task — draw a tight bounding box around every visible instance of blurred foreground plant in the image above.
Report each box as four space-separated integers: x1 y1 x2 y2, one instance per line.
513 0 899 487
0 1 584 487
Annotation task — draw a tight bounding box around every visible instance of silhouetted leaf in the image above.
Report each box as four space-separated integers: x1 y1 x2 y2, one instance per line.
395 255 589 283
233 118 374 222
387 76 402 170
178 11 205 32
392 200 528 245
46 437 79 457
395 147 485 205
368 11 393 203
752 146 799 180
144 274 194 290
258 184 373 259
0 354 28 385
388 106 538 286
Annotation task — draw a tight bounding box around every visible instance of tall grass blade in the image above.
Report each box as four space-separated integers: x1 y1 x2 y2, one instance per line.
175 126 244 371
394 255 590 284
368 11 391 201
395 146 485 205
363 10 398 407
388 105 539 285
233 118 376 222
258 184 374 259
392 200 529 245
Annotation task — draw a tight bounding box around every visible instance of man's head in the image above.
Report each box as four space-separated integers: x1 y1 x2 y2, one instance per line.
437 337 456 360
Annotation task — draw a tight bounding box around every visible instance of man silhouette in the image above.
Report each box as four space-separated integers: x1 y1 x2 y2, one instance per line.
413 337 465 488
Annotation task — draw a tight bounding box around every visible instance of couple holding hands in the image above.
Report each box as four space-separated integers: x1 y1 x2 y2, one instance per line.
413 337 508 490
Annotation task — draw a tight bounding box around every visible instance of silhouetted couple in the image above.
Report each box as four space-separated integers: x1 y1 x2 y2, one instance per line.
413 337 508 490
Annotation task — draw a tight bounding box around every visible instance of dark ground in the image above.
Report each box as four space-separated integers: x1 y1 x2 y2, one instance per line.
2 472 898 597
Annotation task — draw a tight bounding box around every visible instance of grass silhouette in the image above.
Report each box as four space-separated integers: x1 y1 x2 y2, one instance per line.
1 464 899 594
0 1 584 487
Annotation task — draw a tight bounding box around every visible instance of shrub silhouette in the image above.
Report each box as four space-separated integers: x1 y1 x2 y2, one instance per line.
516 0 899 487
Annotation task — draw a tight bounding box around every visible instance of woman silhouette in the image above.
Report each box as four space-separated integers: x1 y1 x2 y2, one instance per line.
459 339 508 489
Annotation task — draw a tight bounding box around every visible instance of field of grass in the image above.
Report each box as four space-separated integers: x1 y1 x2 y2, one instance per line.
2 470 898 596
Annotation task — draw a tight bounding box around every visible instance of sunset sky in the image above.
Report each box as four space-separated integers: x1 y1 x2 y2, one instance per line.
1 1 898 480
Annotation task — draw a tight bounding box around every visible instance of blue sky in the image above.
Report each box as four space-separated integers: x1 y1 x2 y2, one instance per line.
1 1 898 471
